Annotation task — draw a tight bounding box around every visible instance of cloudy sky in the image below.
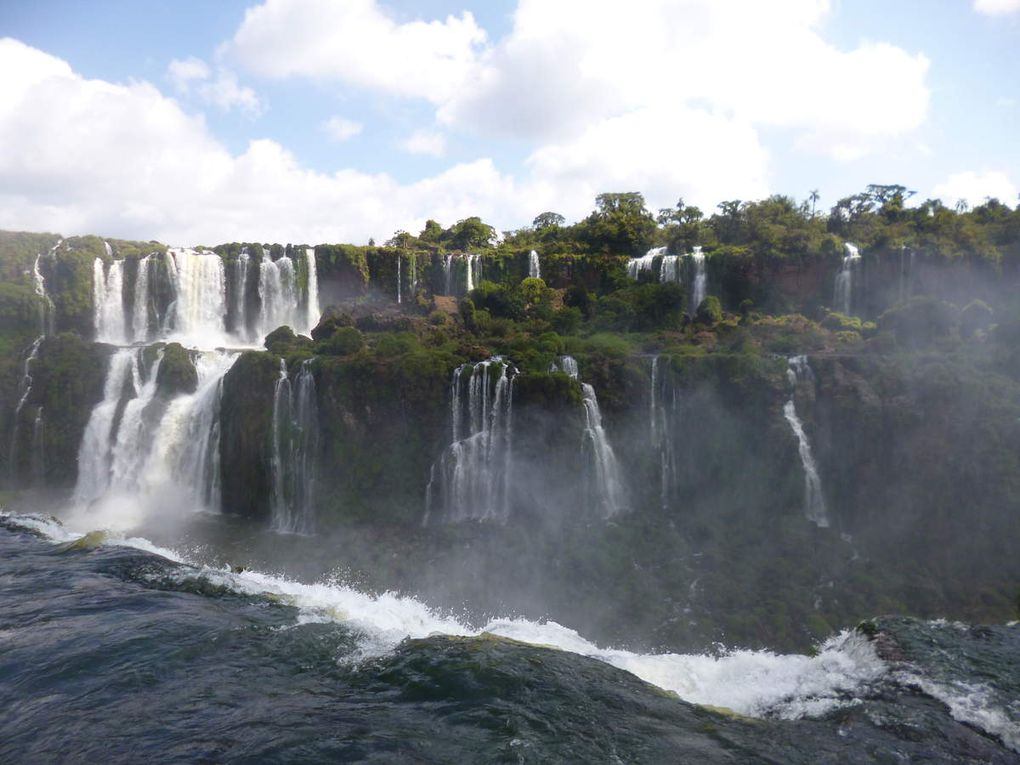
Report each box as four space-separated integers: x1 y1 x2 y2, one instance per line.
1 0 1017 245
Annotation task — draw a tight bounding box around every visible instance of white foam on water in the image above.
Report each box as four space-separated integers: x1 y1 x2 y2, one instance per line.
904 674 1020 753
2 509 889 721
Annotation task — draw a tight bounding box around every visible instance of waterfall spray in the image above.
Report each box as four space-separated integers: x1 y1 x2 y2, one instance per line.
783 356 829 527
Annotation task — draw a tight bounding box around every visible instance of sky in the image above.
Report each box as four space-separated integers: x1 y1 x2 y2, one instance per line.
0 0 1017 245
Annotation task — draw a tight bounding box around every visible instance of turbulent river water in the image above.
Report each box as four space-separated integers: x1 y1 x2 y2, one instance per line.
2 508 1018 763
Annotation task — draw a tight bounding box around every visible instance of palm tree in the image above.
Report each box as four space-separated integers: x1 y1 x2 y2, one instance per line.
809 189 820 217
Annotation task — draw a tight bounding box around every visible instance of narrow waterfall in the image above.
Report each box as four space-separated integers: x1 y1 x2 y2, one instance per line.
396 255 402 304
32 251 55 335
649 355 680 510
94 258 127 344
258 251 299 337
834 243 861 315
689 247 707 313
232 251 251 341
627 246 664 280
132 255 152 343
425 358 516 524
783 356 829 528
528 250 541 279
269 359 320 534
465 253 481 292
73 346 236 512
9 336 44 481
442 254 454 295
304 247 320 334
553 355 628 517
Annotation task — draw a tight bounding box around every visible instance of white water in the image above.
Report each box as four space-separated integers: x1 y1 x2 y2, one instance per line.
626 246 664 280
270 360 320 534
689 246 707 314
2 509 889 721
396 255 402 304
94 258 127 344
442 254 454 295
9 336 44 481
528 250 541 279
783 356 829 527
660 253 682 284
555 356 627 517
32 250 55 335
425 358 515 523
92 246 321 348
834 242 861 316
465 253 482 292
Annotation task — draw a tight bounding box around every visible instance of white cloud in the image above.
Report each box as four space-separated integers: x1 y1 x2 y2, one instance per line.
974 0 1020 15
167 56 263 115
932 171 1018 208
222 0 486 102
400 130 446 157
323 116 363 141
0 38 511 243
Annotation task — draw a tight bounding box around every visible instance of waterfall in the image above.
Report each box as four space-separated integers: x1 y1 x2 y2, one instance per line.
627 247 664 280
8 336 44 482
259 252 299 338
132 255 152 342
660 254 682 284
304 247 320 334
233 251 251 341
74 346 237 512
648 355 680 510
139 352 235 510
94 258 128 344
32 251 55 336
833 243 861 316
442 255 454 295
425 358 516 524
465 253 481 292
689 247 707 314
269 359 320 534
553 356 627 517
169 248 228 345
528 250 541 279
783 356 829 528
396 255 402 304
74 349 148 504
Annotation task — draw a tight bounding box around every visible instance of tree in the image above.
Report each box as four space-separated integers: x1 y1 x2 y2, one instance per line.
419 219 443 243
809 189 820 217
579 192 657 256
533 212 565 229
444 217 496 251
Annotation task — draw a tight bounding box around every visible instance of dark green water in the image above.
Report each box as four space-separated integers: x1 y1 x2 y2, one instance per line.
1 511 1018 763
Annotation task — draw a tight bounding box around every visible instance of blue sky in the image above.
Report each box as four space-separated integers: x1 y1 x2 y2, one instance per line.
0 0 1017 245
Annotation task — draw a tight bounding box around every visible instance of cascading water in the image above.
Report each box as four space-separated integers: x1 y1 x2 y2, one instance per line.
627 246 664 280
465 253 481 292
689 246 707 314
783 355 829 528
32 250 55 336
425 358 516 524
648 355 680 510
269 359 320 534
660 254 682 284
8 336 44 482
94 258 128 344
442 254 454 295
259 251 299 337
172 248 228 345
73 346 236 514
627 246 685 285
834 243 861 316
232 250 251 340
553 356 627 517
528 250 541 279
304 247 320 333
396 255 402 304
132 255 152 343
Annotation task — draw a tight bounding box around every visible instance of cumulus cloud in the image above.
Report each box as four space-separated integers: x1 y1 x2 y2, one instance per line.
973 0 1020 15
222 0 930 162
222 0 486 102
322 116 363 141
167 56 263 115
0 38 519 244
399 130 446 157
932 171 1018 208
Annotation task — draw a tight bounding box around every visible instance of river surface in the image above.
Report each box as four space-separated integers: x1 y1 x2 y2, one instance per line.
2 507 1019 763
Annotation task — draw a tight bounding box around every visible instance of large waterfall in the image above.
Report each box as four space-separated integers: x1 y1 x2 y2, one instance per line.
553 356 628 517
92 246 321 347
783 356 829 528
627 246 665 280
625 246 689 288
833 243 861 316
269 359 320 535
73 346 236 514
425 358 516 524
465 253 482 292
